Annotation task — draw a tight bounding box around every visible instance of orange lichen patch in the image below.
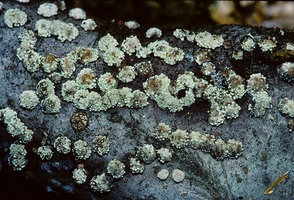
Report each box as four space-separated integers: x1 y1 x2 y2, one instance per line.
264 171 289 195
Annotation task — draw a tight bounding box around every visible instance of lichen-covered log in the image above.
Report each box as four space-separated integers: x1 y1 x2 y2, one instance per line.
0 1 294 200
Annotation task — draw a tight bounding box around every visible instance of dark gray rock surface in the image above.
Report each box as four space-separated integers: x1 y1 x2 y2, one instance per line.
0 1 293 199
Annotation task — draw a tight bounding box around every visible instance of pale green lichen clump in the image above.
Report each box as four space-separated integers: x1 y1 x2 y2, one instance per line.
98 73 117 93
17 30 41 73
171 129 189 148
121 35 141 55
42 94 61 114
37 3 58 17
103 47 125 67
258 37 277 52
157 148 172 163
117 65 137 83
81 19 97 31
36 78 55 98
92 136 110 156
41 53 59 73
73 89 90 110
76 68 97 89
0 107 34 143
146 27 162 38
98 33 119 52
61 80 79 102
35 19 79 42
241 36 255 51
195 31 224 49
54 136 71 154
69 8 86 20
73 140 92 160
279 98 294 117
37 145 53 160
9 143 27 171
154 123 172 141
248 91 271 117
90 173 110 193
148 40 184 65
129 158 144 174
4 8 27 28
137 144 156 164
19 90 39 109
72 167 88 184
107 159 126 179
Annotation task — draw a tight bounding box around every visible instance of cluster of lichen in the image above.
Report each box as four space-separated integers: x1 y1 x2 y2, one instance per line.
247 73 272 117
36 19 79 42
154 123 243 160
8 143 27 171
0 107 34 143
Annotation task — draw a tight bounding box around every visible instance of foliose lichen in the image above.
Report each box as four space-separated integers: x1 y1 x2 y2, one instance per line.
37 3 58 17
19 90 40 110
129 158 144 174
35 19 79 42
90 173 110 193
137 144 156 164
54 136 71 154
107 159 126 179
37 145 53 160
4 8 27 28
73 140 92 160
92 135 110 156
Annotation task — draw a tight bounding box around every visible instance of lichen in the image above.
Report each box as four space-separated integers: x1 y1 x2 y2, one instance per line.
107 159 125 179
54 136 71 154
90 173 110 193
103 47 125 67
157 169 169 181
73 140 92 160
170 129 189 149
121 35 141 55
72 167 88 184
9 143 27 171
41 53 59 73
76 68 97 89
98 33 118 52
117 65 137 83
146 27 162 38
37 145 53 160
97 73 117 93
35 19 79 42
37 3 58 17
81 19 97 31
172 169 185 183
19 90 40 110
194 31 224 49
1 107 34 143
137 144 156 164
4 8 27 28
278 98 294 117
69 8 86 20
92 135 110 156
42 94 61 114
36 78 55 98
129 158 144 174
157 148 172 163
